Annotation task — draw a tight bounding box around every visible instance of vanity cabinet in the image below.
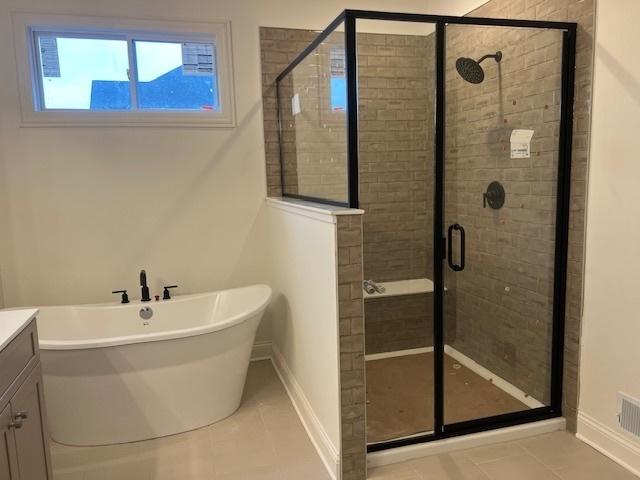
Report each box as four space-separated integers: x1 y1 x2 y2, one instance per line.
0 317 52 480
1 403 19 479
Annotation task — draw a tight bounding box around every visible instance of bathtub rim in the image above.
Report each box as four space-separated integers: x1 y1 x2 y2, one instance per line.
32 284 271 351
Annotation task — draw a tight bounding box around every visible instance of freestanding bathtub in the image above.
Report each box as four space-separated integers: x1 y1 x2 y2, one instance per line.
36 284 271 446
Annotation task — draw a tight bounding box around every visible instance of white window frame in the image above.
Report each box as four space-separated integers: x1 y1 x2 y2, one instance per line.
12 13 236 127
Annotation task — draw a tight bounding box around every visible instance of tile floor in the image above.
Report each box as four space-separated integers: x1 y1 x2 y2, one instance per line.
368 431 639 480
51 360 331 480
50 359 638 480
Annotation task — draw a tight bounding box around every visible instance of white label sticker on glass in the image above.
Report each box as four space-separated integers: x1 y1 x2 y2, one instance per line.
330 47 345 77
292 93 301 115
182 43 216 76
510 129 534 158
40 37 61 78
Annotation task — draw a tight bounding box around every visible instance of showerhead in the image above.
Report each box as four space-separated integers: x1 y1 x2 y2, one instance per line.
456 51 502 84
456 57 485 84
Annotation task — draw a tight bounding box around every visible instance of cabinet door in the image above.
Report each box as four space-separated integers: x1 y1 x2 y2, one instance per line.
11 365 52 480
0 403 19 480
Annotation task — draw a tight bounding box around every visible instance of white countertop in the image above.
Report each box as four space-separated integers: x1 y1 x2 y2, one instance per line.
0 308 38 351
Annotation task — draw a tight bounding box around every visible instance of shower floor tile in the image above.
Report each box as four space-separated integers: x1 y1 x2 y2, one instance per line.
366 352 529 444
50 360 331 480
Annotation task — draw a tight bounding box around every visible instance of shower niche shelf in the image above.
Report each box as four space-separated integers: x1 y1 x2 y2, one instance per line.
363 278 435 299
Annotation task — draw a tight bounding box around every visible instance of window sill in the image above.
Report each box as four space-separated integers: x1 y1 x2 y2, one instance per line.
19 111 236 128
12 13 237 129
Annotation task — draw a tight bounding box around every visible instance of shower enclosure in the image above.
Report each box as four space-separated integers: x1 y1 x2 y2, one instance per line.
275 10 576 451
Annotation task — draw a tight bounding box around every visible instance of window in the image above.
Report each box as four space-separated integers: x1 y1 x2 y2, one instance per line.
13 14 236 126
36 35 132 110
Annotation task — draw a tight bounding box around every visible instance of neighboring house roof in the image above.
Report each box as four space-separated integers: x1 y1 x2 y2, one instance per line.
90 66 218 110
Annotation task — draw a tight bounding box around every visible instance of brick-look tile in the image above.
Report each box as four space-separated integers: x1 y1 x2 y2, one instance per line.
336 215 366 480
358 34 436 286
260 27 320 197
365 294 434 354
453 0 595 430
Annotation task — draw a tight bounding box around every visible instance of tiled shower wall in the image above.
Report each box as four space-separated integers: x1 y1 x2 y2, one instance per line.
450 0 594 431
365 294 433 354
357 32 436 355
443 25 565 405
262 28 437 355
358 33 435 284
337 215 367 480
275 31 349 203
260 27 317 197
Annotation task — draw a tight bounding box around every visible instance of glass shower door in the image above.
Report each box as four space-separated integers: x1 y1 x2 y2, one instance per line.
355 18 438 445
441 23 565 427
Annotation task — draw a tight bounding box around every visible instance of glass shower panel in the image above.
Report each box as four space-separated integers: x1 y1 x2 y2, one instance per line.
443 24 564 426
356 19 437 444
277 26 349 204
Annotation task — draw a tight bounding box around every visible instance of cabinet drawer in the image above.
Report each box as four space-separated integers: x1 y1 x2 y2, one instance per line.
0 321 38 398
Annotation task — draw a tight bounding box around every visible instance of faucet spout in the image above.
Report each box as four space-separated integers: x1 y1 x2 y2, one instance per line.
140 270 151 302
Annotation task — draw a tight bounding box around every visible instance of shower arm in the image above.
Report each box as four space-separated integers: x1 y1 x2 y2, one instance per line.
477 51 503 64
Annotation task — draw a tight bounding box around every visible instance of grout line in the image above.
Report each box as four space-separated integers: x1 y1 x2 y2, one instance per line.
520 436 619 476
475 450 564 479
267 351 338 480
255 402 290 480
412 466 426 479
526 451 565 479
464 443 529 466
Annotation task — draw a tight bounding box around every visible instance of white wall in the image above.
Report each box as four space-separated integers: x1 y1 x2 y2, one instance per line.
579 0 640 474
263 202 342 476
0 126 8 309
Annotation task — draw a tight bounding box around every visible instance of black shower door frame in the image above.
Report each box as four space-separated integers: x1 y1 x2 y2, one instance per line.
276 9 577 452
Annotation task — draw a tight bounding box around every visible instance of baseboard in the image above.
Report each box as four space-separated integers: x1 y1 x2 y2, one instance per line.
577 411 640 477
250 340 273 361
270 344 340 480
365 346 433 361
368 417 566 468
444 345 545 409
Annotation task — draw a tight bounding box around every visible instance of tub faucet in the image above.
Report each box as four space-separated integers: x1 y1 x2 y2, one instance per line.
140 270 151 302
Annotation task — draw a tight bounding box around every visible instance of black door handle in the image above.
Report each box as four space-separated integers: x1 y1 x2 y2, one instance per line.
447 223 466 272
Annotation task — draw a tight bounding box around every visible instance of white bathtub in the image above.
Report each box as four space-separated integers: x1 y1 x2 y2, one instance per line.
36 284 271 446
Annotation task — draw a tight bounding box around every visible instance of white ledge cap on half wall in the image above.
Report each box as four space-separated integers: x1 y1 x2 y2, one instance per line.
266 197 364 223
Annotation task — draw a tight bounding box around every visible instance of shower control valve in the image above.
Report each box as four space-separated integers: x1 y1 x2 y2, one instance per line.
483 181 506 210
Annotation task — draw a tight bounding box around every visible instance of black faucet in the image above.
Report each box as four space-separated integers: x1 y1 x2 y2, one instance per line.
163 285 178 300
140 270 151 302
112 290 129 304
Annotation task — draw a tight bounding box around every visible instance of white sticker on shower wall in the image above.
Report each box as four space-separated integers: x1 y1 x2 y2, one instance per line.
510 129 534 158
